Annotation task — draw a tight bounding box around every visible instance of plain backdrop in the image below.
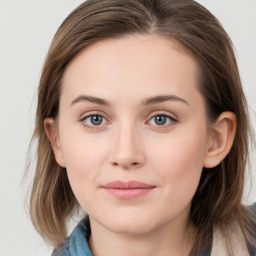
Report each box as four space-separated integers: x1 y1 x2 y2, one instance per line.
0 1 255 255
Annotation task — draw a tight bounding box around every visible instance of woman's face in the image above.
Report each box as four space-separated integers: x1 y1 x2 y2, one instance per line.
53 34 212 235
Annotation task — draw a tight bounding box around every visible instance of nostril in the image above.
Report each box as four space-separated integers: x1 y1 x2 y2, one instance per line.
111 161 139 167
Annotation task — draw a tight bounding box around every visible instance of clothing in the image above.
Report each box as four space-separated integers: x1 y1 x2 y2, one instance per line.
52 203 256 256
52 218 93 256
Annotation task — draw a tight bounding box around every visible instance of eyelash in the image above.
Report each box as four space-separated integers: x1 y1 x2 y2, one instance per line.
79 112 109 130
79 112 178 130
146 112 178 127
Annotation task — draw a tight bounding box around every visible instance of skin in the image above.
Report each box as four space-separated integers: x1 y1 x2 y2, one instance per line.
45 34 237 256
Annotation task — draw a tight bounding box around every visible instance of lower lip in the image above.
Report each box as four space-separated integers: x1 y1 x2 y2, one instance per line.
103 188 154 200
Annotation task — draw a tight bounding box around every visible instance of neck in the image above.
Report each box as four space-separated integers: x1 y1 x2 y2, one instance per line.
88 216 196 256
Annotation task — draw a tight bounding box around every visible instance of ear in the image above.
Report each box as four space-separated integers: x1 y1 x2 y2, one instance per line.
203 112 237 168
44 118 66 168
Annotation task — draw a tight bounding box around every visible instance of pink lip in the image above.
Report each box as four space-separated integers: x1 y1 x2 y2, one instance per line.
101 180 156 200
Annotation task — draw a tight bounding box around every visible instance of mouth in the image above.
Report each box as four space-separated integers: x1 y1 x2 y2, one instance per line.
101 180 156 200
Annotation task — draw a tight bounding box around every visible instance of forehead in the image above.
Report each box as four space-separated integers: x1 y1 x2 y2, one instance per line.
64 34 194 72
61 34 201 107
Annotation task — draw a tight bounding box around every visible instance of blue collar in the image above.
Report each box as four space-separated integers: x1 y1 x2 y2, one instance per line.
52 217 93 256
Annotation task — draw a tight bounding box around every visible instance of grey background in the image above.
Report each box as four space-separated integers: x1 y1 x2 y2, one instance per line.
0 1 255 255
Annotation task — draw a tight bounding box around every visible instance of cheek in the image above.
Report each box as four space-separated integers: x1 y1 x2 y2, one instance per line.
150 130 208 197
59 120 108 170
59 129 109 197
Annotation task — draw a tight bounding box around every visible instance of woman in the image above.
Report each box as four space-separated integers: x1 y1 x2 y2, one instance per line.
27 0 256 255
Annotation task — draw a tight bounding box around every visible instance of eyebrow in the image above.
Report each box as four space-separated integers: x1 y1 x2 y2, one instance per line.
142 95 189 106
71 95 110 106
70 94 189 107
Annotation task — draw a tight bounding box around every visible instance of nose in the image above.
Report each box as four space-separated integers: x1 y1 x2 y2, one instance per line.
109 124 145 170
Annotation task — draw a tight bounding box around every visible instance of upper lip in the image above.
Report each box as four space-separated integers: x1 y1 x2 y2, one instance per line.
102 180 155 189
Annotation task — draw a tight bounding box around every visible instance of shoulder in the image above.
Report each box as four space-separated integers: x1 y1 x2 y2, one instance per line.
251 203 256 215
250 203 256 256
52 237 71 256
52 217 93 256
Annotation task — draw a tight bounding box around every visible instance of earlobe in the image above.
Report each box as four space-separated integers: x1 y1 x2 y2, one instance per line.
44 118 66 168
203 112 237 168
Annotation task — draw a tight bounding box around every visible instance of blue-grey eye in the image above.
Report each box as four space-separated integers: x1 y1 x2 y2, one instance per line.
149 115 173 126
84 115 106 126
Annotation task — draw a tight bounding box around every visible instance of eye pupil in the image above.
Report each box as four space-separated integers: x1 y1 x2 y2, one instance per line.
91 115 103 125
154 115 166 125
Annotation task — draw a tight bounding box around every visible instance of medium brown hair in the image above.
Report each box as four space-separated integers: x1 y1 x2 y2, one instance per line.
27 0 255 254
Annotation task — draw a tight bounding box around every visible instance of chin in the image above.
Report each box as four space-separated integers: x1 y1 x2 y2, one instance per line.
108 222 154 235
99 213 160 235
